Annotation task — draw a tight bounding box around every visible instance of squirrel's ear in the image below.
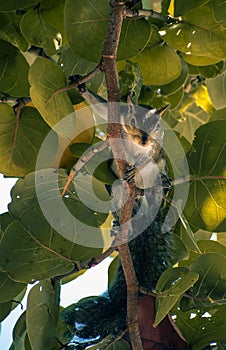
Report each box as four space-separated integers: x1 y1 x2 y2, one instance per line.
157 104 169 117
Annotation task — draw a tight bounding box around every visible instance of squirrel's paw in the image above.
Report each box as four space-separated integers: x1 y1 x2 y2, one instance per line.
123 164 137 184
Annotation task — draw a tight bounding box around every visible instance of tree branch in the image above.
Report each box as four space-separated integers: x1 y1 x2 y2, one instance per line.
102 1 143 349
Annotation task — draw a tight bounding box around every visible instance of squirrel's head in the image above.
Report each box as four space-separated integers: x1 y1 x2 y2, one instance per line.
121 99 168 147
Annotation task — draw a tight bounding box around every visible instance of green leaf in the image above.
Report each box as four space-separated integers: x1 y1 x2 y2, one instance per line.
69 143 90 158
163 4 226 60
11 311 32 350
79 146 117 185
187 61 224 78
8 169 104 262
0 271 26 302
0 0 39 11
27 280 60 350
177 214 202 253
0 219 73 282
195 229 213 241
171 234 188 264
154 267 199 326
189 253 226 304
0 12 28 51
0 105 56 177
65 0 151 63
174 103 210 143
182 53 222 66
0 39 29 96
172 303 226 347
174 0 209 16
20 9 57 56
206 71 226 110
108 256 119 289
119 60 142 103
211 0 226 27
29 57 75 137
163 86 184 110
185 120 226 232
210 108 226 121
0 301 13 322
0 287 26 322
131 43 181 85
160 57 188 95
58 44 97 77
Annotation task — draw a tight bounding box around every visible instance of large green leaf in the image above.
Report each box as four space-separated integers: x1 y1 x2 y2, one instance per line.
163 4 226 60
0 105 56 177
29 57 75 137
172 303 226 348
8 169 105 257
189 253 226 304
0 12 28 51
0 39 29 96
65 0 151 62
131 43 181 85
20 9 57 56
0 0 38 11
206 72 226 110
184 120 226 232
154 267 199 326
160 57 188 95
0 219 73 282
27 280 60 350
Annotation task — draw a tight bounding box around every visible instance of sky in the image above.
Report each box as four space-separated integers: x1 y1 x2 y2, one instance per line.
0 174 110 349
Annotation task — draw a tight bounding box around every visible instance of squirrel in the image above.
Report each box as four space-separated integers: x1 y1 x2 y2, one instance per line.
61 85 174 349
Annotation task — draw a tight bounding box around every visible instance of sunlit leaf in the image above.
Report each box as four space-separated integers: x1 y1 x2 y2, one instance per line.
29 57 75 137
131 43 181 85
174 0 209 16
174 103 209 143
160 57 188 95
185 120 226 231
0 105 56 177
163 4 226 60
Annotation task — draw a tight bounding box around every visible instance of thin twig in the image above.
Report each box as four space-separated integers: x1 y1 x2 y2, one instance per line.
61 140 107 196
44 65 101 107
